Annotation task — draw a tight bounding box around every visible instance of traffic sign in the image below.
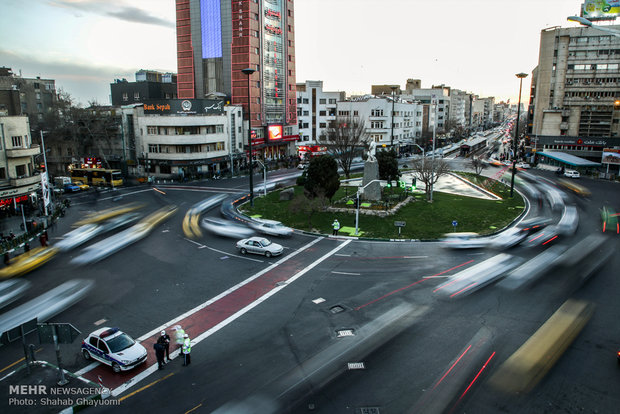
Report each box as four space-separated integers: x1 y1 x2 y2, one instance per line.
38 323 81 344
394 221 406 227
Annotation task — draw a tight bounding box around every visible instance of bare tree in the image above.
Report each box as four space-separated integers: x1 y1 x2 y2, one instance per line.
318 116 367 178
470 156 487 175
410 157 451 201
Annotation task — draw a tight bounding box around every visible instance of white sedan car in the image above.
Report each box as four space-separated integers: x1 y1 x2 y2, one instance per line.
81 327 147 373
564 170 580 178
236 236 283 258
249 219 294 237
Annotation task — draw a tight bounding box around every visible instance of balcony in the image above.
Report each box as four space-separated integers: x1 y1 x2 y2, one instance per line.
6 145 41 158
9 174 41 187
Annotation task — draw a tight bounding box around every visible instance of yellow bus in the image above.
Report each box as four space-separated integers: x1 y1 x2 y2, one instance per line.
71 168 123 187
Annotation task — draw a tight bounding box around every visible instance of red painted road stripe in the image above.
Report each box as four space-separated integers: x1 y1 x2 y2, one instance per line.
356 259 475 310
81 239 340 389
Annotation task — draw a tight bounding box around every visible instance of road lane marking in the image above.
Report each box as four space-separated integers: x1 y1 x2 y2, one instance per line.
331 271 361 276
184 238 263 263
105 237 347 397
0 348 42 374
118 372 175 402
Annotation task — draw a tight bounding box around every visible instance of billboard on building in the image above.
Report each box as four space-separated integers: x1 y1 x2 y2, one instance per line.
602 148 620 164
143 99 225 115
268 125 283 141
582 0 620 21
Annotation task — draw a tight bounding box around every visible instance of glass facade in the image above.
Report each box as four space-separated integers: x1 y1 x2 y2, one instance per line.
262 0 285 124
201 0 223 59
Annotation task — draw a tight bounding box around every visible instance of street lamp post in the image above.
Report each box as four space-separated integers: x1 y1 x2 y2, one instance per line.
242 67 256 206
430 95 437 202
390 86 397 153
568 16 620 37
510 72 528 198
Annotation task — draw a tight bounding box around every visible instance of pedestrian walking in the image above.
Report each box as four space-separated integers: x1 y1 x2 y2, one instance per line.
182 334 191 366
332 219 340 236
158 330 171 362
154 341 165 370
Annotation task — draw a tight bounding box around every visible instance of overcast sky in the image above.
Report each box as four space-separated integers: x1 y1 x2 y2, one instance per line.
1 0 585 106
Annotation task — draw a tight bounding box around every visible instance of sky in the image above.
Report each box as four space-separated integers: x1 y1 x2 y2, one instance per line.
0 0 586 106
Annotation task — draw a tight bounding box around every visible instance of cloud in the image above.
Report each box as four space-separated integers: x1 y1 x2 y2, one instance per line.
49 0 174 28
0 48 138 105
106 6 175 28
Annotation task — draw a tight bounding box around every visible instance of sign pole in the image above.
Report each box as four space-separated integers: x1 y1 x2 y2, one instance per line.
21 325 31 375
53 325 68 386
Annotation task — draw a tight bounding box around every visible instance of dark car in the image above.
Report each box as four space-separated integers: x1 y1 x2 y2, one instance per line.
64 183 80 193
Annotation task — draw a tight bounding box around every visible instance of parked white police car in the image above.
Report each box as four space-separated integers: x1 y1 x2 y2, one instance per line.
81 327 147 373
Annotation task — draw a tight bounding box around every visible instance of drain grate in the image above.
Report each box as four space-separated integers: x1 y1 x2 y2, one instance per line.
347 362 365 370
337 329 355 337
359 408 380 414
330 305 345 314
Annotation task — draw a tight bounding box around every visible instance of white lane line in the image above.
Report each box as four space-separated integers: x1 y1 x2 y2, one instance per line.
331 271 361 276
423 275 452 279
111 237 349 397
335 254 351 257
184 238 263 263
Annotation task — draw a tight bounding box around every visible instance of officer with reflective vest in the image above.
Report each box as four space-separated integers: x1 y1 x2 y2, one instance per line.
182 334 191 366
332 219 340 236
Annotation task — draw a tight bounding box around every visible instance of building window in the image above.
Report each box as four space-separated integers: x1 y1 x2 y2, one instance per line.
319 98 326 104
371 109 384 117
35 93 41 100
149 144 160 153
319 123 326 128
0 167 5 180
319 110 326 116
33 82 40 89
11 136 23 147
147 126 157 135
303 111 309 116
216 125 224 133
122 93 128 101
16 164 26 177
134 92 140 100
303 98 309 104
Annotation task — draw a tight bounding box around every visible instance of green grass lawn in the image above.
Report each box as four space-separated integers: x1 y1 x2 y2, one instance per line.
241 175 524 239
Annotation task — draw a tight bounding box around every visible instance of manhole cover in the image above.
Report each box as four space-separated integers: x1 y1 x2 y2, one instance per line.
330 305 345 314
337 329 355 337
347 362 365 370
359 408 380 414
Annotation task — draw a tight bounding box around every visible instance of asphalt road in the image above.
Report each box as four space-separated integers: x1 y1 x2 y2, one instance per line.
1 167 619 414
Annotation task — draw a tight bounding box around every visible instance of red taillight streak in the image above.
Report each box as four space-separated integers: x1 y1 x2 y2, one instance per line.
432 260 475 293
450 282 477 298
357 259 474 310
617 223 619 234
529 233 544 243
542 235 558 245
459 352 496 400
433 345 472 390
603 221 607 232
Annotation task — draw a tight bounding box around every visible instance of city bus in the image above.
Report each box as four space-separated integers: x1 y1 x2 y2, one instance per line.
70 168 123 187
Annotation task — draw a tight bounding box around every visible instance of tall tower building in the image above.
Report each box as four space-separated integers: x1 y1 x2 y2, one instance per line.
175 0 297 154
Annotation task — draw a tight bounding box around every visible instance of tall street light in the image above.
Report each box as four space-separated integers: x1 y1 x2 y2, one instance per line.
390 86 397 152
510 72 528 198
568 16 620 37
242 67 256 206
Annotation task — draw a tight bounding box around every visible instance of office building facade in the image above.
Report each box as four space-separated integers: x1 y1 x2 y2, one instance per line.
176 0 298 158
528 25 620 161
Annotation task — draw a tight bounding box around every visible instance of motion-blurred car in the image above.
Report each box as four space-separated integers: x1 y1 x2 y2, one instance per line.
73 181 90 190
297 163 308 170
524 225 561 248
517 216 552 235
564 170 580 178
249 219 293 237
440 232 488 249
489 227 528 250
516 162 530 169
236 236 283 257
81 327 147 373
64 183 80 193
201 217 254 238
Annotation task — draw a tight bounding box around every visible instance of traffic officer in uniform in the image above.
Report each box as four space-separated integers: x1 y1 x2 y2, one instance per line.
332 219 340 236
182 334 191 366
158 330 171 363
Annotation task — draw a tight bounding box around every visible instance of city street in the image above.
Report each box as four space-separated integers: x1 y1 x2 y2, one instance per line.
1 168 619 414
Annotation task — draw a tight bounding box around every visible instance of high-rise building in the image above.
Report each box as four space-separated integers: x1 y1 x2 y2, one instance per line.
528 25 620 161
175 0 298 157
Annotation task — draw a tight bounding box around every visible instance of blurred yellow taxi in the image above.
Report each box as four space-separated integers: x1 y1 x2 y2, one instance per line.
73 181 90 191
0 247 59 279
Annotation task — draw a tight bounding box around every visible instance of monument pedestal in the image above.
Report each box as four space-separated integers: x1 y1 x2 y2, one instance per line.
361 160 381 201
